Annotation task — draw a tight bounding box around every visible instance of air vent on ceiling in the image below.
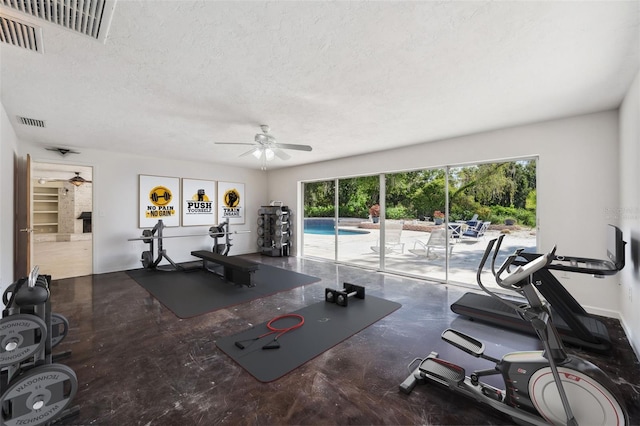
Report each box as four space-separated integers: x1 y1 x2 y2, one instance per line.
0 0 116 42
18 116 46 127
0 14 43 52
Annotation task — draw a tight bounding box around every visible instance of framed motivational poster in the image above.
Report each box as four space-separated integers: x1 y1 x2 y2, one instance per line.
181 178 217 226
139 175 180 228
218 181 245 225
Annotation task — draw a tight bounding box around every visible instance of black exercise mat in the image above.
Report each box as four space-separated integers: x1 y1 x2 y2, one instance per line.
126 264 320 319
216 295 401 382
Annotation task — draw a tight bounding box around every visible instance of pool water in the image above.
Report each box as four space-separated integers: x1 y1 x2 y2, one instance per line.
304 219 370 236
304 227 370 236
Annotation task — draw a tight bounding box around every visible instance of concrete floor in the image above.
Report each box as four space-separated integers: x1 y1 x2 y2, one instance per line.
44 254 639 425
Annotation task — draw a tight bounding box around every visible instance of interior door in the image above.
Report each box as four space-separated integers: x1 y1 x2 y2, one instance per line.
14 153 31 279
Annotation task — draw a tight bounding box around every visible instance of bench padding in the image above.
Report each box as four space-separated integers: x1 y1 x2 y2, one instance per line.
191 251 259 287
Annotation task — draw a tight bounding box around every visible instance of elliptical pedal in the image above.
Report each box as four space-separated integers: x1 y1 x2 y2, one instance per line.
419 357 465 385
441 329 484 355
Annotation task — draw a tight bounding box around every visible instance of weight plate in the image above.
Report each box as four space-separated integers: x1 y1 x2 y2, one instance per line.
142 229 153 244
209 226 224 238
141 251 153 269
257 227 265 236
257 217 264 226
50 313 69 348
0 363 79 426
0 314 48 368
257 237 264 247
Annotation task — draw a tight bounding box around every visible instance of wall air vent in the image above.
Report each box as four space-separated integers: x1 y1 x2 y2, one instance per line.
18 116 46 127
0 0 116 43
0 14 43 52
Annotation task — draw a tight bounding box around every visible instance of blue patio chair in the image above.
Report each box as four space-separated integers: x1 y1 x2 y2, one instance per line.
462 221 490 240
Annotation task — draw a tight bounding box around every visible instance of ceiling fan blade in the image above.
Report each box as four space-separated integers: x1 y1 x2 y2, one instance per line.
273 148 291 160
215 142 256 146
272 143 312 152
239 147 261 157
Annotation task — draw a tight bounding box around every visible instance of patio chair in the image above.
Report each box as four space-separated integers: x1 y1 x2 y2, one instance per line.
465 214 480 228
448 222 466 239
371 220 405 254
461 221 491 240
409 229 454 258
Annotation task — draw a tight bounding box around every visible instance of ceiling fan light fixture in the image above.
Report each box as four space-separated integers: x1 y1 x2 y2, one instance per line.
69 173 86 186
252 149 263 159
264 148 275 161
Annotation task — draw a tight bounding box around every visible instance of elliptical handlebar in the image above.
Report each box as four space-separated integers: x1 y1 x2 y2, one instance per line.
495 245 556 289
476 236 557 316
477 235 556 290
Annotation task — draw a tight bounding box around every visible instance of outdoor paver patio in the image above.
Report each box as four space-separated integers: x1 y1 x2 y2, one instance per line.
302 226 537 290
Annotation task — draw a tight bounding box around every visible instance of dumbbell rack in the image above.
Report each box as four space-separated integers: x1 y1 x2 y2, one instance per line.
257 204 291 257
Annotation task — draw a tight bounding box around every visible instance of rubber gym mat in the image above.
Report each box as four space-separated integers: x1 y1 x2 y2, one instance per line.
126 264 320 319
215 295 402 382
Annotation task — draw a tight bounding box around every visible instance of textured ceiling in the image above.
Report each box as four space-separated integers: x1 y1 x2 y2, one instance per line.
1 1 639 170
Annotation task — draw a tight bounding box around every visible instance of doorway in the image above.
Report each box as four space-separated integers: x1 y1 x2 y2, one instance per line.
31 162 93 279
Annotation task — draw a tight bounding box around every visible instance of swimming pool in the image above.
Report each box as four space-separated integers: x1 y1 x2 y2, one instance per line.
304 219 370 236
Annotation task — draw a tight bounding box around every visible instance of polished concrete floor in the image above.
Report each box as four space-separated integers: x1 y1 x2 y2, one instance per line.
47 254 639 425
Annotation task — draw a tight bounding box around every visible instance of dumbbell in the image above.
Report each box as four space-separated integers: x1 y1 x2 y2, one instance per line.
274 229 289 237
325 283 365 307
275 240 288 249
150 191 171 203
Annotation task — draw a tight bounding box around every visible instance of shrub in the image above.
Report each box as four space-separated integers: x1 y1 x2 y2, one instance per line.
487 205 535 227
386 205 412 220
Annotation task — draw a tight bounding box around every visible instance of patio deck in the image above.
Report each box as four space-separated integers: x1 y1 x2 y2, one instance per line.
302 224 537 290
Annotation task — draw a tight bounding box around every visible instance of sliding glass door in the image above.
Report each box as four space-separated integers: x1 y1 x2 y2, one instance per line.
384 169 447 281
301 158 537 289
302 180 335 260
448 160 537 288
336 175 379 268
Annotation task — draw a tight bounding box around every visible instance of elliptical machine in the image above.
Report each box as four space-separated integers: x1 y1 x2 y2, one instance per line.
400 236 629 425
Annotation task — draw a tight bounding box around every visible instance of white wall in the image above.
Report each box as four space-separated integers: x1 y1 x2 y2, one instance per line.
268 111 623 317
0 104 18 294
18 141 269 274
619 69 640 356
4 108 628 320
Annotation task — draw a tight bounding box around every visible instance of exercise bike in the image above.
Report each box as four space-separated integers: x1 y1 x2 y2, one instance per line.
400 236 629 425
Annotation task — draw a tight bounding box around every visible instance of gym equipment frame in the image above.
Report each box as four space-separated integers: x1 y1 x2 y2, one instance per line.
129 219 249 270
450 225 625 353
400 236 629 426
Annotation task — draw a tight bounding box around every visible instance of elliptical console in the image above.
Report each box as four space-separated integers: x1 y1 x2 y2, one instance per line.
400 236 629 426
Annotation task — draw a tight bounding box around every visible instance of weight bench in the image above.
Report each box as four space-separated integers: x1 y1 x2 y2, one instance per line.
191 251 260 287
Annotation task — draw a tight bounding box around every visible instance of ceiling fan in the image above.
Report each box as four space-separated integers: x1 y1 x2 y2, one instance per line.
215 125 312 169
36 172 92 186
45 147 81 156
